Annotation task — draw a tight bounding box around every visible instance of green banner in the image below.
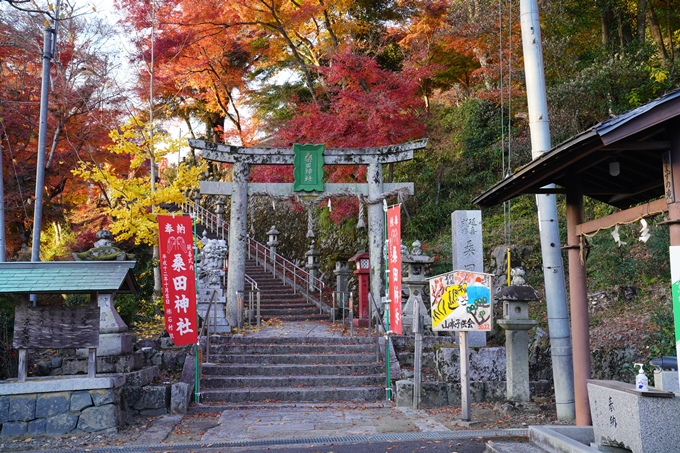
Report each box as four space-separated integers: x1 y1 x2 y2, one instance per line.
293 143 324 192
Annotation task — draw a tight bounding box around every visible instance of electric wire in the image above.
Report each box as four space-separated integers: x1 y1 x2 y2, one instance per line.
0 119 31 225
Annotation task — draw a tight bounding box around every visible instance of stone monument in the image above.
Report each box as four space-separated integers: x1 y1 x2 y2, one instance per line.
196 234 229 333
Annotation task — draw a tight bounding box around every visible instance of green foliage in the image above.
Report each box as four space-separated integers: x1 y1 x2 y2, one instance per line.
586 215 669 291
40 222 77 261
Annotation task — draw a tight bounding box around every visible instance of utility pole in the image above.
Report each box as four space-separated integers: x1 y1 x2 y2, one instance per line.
30 0 61 264
0 139 5 262
519 0 576 421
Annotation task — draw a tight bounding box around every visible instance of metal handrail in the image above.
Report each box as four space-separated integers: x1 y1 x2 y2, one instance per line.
199 290 218 363
246 238 327 311
369 292 386 362
183 202 330 314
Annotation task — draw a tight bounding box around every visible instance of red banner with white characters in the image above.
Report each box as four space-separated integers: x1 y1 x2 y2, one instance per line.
387 205 402 334
158 215 198 346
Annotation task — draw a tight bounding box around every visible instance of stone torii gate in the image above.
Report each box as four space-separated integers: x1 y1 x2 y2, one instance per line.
188 139 427 327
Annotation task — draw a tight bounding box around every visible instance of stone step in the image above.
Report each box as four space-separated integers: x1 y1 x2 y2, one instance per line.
259 308 319 316
261 314 329 321
207 336 375 345
260 299 316 308
202 363 384 376
199 386 385 403
208 343 375 355
201 374 384 389
485 441 549 453
208 353 377 365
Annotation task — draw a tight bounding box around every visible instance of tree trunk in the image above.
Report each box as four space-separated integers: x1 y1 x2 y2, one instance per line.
647 5 669 63
637 0 647 43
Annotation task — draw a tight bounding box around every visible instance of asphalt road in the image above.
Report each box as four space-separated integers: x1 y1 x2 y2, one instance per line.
53 437 527 453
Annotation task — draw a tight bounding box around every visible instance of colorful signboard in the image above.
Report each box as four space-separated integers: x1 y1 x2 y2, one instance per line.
158 215 198 346
428 270 493 331
387 204 402 334
293 143 324 192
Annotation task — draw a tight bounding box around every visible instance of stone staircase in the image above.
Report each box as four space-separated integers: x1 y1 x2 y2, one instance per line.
245 259 327 322
199 335 385 403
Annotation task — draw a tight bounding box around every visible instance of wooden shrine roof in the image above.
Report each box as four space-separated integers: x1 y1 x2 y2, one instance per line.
0 261 139 294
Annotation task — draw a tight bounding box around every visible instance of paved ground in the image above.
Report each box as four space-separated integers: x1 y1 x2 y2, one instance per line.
0 320 553 452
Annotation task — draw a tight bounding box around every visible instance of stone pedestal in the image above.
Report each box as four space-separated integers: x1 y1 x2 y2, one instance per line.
197 285 229 333
97 293 133 357
496 285 538 402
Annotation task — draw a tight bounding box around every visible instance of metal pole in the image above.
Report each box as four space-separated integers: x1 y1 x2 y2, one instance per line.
520 0 575 421
460 331 471 421
30 26 54 264
413 296 422 409
0 139 5 262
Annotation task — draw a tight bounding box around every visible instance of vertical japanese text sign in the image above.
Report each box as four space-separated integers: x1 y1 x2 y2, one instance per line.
293 143 324 192
158 215 198 346
387 205 403 334
452 210 482 272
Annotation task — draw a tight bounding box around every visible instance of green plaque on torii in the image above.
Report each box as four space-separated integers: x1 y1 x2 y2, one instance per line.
293 143 324 192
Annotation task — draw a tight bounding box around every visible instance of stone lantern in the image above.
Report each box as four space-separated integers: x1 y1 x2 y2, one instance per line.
267 225 280 261
305 241 321 281
496 285 539 402
402 240 434 332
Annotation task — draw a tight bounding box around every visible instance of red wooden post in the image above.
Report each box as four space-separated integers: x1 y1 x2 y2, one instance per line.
349 251 370 326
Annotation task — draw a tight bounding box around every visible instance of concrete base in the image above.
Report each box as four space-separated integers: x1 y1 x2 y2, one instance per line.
528 425 598 452
75 332 133 358
353 318 370 327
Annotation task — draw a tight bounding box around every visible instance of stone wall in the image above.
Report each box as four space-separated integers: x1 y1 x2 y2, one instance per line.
0 388 126 436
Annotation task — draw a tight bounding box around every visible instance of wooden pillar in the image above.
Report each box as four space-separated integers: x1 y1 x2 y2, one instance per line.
668 120 680 392
565 174 591 425
226 160 249 327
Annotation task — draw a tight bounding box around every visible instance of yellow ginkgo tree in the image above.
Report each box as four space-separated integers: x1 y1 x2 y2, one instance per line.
72 117 206 297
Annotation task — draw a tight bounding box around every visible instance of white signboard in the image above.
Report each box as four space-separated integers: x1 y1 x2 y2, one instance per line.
428 270 493 331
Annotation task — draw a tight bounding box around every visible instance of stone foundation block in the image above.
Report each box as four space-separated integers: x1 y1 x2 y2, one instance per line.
46 414 79 435
9 395 36 421
1 421 27 435
27 419 46 434
36 392 70 417
435 346 506 382
91 389 116 406
171 382 191 414
0 396 8 424
133 385 170 412
70 392 93 412
77 404 119 432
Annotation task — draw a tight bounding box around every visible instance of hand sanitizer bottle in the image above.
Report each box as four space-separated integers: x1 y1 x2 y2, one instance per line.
635 363 648 391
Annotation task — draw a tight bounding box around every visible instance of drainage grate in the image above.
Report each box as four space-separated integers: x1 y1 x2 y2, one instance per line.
37 429 528 453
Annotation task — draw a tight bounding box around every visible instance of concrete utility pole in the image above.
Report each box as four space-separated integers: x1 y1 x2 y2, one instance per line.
0 139 5 262
519 0 576 421
30 25 55 263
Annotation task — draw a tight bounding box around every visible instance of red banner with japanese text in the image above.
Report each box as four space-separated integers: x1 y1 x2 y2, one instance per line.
387 205 402 334
158 215 198 346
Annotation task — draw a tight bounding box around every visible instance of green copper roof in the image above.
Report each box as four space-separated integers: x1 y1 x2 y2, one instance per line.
0 261 139 294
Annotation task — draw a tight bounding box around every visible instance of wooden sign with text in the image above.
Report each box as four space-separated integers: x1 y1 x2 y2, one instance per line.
13 306 100 349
